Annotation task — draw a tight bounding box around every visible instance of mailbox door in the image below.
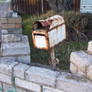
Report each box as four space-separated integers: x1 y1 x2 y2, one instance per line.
32 31 49 50
48 24 66 48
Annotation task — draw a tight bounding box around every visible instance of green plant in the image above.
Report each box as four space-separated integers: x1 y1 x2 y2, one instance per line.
59 11 89 41
22 11 88 70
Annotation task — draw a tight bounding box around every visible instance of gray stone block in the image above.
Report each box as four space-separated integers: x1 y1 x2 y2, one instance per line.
25 66 58 87
3 84 27 92
0 57 18 76
1 18 7 24
56 72 92 92
1 29 22 34
0 55 31 65
15 78 41 92
17 55 31 64
14 63 30 79
70 63 78 74
87 65 92 80
77 69 86 76
0 57 16 60
70 51 92 73
88 41 92 54
2 34 22 43
7 29 22 34
0 73 12 85
1 36 30 56
1 30 8 35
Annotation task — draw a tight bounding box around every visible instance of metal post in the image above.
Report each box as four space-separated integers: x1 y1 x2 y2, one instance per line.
50 47 56 69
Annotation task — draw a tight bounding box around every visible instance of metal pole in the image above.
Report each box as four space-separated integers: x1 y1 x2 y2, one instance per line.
50 47 56 69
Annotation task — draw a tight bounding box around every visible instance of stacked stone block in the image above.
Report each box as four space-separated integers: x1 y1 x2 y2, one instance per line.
0 59 92 92
0 12 30 64
1 11 22 35
1 14 22 34
70 41 92 81
88 41 92 54
0 11 92 92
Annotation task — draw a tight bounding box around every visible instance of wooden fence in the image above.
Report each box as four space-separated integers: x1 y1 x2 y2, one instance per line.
11 0 80 15
11 0 51 15
73 0 80 12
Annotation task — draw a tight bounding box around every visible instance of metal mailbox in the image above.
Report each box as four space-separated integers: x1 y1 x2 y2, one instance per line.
32 15 66 50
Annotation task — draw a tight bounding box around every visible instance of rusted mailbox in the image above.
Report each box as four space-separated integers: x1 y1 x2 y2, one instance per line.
32 15 66 68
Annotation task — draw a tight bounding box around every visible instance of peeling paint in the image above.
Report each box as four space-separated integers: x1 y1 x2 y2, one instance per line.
32 15 66 50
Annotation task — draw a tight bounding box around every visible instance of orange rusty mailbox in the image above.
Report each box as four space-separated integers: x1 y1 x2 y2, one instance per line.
32 15 66 50
32 15 66 68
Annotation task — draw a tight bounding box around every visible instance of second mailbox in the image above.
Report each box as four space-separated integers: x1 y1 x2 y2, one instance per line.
32 15 67 50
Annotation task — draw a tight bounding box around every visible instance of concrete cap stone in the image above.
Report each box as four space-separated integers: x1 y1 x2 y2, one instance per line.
88 41 92 54
0 57 18 76
26 66 58 87
14 63 30 79
70 51 92 72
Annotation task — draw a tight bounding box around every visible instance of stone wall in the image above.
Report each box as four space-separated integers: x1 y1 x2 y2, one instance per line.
0 11 30 64
70 41 92 81
1 11 92 92
0 60 92 92
1 12 22 31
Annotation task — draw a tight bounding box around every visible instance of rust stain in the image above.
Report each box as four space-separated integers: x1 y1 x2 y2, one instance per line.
32 15 66 50
49 23 65 32
32 20 52 31
32 15 65 31
32 30 49 50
